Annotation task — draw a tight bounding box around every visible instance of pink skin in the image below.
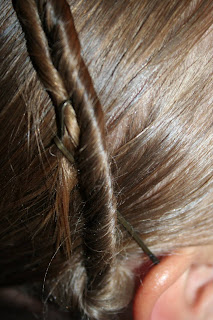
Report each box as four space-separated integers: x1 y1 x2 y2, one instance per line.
134 246 213 320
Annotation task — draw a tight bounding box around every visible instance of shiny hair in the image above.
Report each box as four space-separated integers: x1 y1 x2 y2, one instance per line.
1 0 213 319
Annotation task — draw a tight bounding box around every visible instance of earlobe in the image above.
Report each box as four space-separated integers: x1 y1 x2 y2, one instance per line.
133 247 213 320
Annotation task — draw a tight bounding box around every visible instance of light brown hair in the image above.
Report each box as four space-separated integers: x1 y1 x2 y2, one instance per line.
1 0 213 319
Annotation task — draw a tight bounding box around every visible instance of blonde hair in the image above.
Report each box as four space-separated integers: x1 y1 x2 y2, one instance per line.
1 0 213 318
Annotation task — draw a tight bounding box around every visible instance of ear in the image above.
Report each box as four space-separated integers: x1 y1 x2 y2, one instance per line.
133 247 213 320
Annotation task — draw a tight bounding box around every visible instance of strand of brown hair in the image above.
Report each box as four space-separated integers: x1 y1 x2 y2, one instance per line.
13 0 120 318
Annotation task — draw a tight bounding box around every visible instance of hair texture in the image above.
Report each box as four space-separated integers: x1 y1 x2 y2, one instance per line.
1 0 213 319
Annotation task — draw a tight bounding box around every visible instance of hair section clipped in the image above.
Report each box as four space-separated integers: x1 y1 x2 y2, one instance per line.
13 0 159 318
54 102 159 266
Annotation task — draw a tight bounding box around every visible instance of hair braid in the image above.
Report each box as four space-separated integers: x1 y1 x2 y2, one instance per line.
13 1 132 318
13 0 80 257
37 0 118 291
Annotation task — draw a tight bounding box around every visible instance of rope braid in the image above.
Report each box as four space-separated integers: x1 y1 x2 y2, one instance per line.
14 1 130 318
